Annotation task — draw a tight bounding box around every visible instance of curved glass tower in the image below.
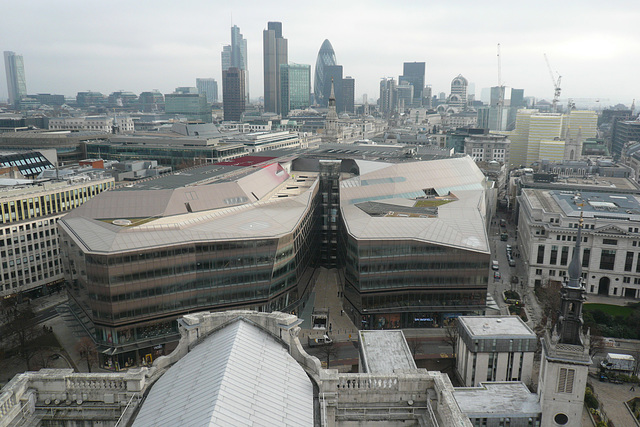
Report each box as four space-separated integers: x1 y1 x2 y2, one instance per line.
314 40 337 106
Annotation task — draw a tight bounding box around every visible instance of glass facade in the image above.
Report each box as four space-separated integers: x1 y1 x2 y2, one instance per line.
61 183 320 366
342 232 489 329
280 63 311 117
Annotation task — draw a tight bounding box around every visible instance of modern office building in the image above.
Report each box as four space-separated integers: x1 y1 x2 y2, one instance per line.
85 123 246 167
107 91 139 110
396 83 414 111
4 51 27 106
58 154 490 366
342 76 355 114
138 90 165 112
379 78 397 117
164 93 212 123
313 39 337 107
324 65 344 113
0 151 54 178
221 25 248 104
612 119 640 159
222 67 246 121
509 110 597 167
75 91 107 108
48 116 135 133
279 63 311 117
0 169 114 301
456 316 537 387
263 21 288 114
196 78 218 103
399 62 425 107
448 75 468 110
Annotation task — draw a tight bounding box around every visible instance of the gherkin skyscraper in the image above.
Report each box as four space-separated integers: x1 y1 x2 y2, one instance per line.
314 39 337 106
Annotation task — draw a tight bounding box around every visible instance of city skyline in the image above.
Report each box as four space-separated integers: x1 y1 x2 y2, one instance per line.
1 1 638 106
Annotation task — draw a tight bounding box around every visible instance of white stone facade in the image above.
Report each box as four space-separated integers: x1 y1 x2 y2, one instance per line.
48 116 134 133
519 188 640 298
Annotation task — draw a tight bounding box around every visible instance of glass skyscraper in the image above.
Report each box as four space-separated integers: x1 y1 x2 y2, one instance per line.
399 62 425 107
4 51 27 106
280 63 311 117
313 40 337 107
221 26 249 103
263 22 288 114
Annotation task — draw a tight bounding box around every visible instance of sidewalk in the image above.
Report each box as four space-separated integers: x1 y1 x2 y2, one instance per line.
298 268 359 345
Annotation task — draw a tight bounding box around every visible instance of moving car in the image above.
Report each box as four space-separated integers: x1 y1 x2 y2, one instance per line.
492 260 499 270
494 271 501 280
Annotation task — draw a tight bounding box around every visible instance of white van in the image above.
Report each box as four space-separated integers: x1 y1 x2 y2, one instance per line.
308 334 333 347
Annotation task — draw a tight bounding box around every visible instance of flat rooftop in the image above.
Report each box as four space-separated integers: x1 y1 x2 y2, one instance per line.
359 330 416 374
524 188 640 221
458 316 535 338
454 382 540 418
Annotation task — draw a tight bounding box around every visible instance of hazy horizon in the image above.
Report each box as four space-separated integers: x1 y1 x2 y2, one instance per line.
2 0 638 107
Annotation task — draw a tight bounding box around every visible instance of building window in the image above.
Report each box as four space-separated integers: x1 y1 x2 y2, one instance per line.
600 249 616 270
535 269 543 275
583 248 590 268
625 252 634 272
624 277 631 283
603 239 618 245
549 270 556 276
560 247 569 266
557 367 575 393
537 245 545 264
550 246 558 265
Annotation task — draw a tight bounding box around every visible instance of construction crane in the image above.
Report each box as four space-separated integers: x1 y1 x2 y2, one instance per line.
544 53 561 113
496 44 504 108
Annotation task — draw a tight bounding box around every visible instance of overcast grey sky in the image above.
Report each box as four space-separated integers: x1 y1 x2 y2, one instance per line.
2 0 638 106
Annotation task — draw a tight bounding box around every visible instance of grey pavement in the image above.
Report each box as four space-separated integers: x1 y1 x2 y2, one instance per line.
589 377 639 426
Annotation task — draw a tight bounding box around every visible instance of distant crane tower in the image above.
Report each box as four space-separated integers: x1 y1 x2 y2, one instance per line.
544 53 562 113
496 43 504 108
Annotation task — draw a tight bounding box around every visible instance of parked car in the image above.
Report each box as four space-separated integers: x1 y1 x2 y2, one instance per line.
492 260 499 270
506 245 512 254
508 257 516 267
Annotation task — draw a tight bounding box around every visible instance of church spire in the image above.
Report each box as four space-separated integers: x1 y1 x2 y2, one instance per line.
556 212 587 345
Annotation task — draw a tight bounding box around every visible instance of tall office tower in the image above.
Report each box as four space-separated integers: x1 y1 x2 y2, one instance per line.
314 39 337 107
221 45 231 71
399 62 425 107
423 85 432 108
263 22 288 114
324 65 343 112
222 25 249 103
379 78 397 117
222 67 246 121
342 76 355 114
196 78 218 103
448 75 468 109
4 51 27 105
396 84 413 112
279 63 310 117
506 88 526 130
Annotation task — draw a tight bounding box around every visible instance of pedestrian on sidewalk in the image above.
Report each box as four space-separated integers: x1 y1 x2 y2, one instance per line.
631 385 636 392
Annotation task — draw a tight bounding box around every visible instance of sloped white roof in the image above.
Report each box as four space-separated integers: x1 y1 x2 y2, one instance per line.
340 157 489 253
133 319 313 427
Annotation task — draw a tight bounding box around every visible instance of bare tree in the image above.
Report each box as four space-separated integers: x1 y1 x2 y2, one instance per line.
407 338 423 358
75 337 98 373
317 342 339 368
444 319 459 356
589 333 605 358
3 306 44 370
536 280 562 324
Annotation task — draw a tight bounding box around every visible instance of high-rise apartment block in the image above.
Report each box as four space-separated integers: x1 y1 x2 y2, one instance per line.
222 25 249 103
279 63 310 117
222 67 246 121
399 62 425 107
4 51 27 106
263 22 288 114
196 78 218 103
